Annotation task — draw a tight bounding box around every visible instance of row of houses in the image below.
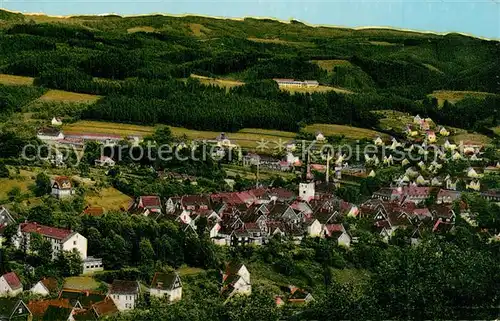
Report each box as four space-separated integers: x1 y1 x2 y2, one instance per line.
125 183 357 247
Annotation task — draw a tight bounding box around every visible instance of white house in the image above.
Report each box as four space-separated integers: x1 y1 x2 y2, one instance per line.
0 272 23 297
37 128 65 142
221 263 251 299
51 176 74 199
109 280 140 311
15 222 87 260
51 117 63 126
150 272 182 302
315 132 325 142
30 277 58 296
306 219 322 237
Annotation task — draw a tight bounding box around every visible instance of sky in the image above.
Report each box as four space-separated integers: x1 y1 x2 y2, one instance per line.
1 0 499 39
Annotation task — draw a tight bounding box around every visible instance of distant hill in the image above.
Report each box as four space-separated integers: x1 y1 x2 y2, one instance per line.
0 9 498 133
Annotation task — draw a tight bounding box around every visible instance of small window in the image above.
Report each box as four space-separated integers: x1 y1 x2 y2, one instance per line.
73 240 77 245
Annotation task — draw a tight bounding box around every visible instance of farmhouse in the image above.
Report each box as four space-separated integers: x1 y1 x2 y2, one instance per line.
109 280 140 311
150 272 183 302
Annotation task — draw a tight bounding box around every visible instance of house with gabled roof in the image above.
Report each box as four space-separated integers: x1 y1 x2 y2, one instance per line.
128 196 162 216
91 297 118 319
0 272 23 297
0 298 31 321
27 298 78 320
150 272 182 302
30 277 59 297
285 286 315 305
322 224 351 247
58 289 105 309
221 263 251 300
51 176 74 199
109 280 140 311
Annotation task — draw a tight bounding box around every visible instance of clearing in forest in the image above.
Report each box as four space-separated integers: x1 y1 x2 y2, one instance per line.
303 124 384 140
429 90 494 106
189 74 244 90
38 90 100 103
280 85 352 95
311 59 352 73
0 74 34 86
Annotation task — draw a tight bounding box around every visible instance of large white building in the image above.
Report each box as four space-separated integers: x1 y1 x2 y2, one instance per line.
109 280 140 311
14 222 102 273
150 272 182 302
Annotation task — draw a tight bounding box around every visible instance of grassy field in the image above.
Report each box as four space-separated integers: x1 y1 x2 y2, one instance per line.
38 90 100 103
303 123 384 140
85 187 132 211
64 120 297 151
127 26 157 33
429 90 494 106
63 121 155 137
63 276 101 290
311 59 352 73
451 133 492 145
189 74 244 91
374 110 415 134
0 169 36 200
280 85 352 95
177 266 205 276
492 126 500 136
0 74 34 86
247 37 315 47
189 23 211 36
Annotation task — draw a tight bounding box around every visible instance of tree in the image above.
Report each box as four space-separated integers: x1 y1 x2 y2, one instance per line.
7 187 22 202
0 163 9 178
30 232 53 265
152 126 174 146
34 172 51 196
139 238 155 264
55 249 83 276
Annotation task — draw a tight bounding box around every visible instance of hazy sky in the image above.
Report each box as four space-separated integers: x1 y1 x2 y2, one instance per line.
1 0 499 39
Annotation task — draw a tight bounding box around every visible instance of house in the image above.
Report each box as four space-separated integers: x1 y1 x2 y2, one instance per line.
91 297 119 319
30 277 58 296
15 222 87 260
439 126 450 136
273 79 319 88
0 298 31 321
64 133 121 146
0 207 15 248
59 289 105 309
426 131 437 143
373 136 384 146
221 263 251 299
315 132 325 142
466 180 481 191
94 156 115 167
242 153 260 167
437 190 461 204
298 182 315 202
322 224 351 247
109 280 140 311
51 176 74 199
0 272 22 297
128 196 162 216
286 286 314 305
51 117 63 126
150 272 182 302
306 219 322 237
37 128 65 142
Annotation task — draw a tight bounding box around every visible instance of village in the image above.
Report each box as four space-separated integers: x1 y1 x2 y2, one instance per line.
0 109 498 320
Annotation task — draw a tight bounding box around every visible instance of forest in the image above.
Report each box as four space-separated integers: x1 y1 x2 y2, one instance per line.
0 11 498 134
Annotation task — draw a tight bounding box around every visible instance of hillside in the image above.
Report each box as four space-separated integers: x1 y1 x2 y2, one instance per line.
0 9 498 135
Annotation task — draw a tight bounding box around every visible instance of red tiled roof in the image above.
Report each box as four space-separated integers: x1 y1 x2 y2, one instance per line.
140 196 161 208
20 222 73 240
40 277 59 292
92 297 118 317
2 272 22 290
27 299 72 317
324 224 344 234
53 176 72 189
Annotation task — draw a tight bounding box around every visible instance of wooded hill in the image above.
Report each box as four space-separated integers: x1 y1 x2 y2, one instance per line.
0 9 498 133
